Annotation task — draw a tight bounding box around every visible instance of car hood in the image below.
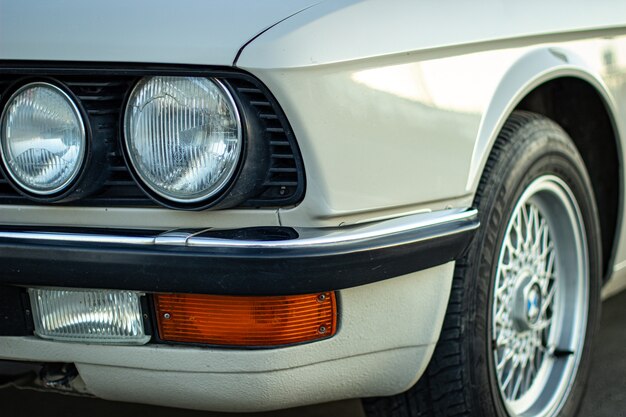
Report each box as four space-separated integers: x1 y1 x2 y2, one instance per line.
0 0 320 66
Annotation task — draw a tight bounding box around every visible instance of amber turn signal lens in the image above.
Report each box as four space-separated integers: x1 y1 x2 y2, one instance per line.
154 292 337 347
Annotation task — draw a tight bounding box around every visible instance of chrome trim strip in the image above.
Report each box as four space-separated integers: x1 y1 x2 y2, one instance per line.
154 230 195 246
0 231 155 245
0 208 478 250
191 208 477 248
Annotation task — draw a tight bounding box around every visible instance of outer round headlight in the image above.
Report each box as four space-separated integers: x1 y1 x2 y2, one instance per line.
124 76 243 204
0 82 87 195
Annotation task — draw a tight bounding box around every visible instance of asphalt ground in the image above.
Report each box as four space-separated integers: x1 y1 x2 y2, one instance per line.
2 290 625 417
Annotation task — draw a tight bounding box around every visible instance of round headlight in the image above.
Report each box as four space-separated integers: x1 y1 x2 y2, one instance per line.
124 76 243 204
0 82 87 195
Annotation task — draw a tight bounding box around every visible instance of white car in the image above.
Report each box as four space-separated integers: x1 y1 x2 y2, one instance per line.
0 1 625 416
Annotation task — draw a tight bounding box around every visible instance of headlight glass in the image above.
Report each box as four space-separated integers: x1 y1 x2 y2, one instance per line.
0 83 86 195
124 76 242 203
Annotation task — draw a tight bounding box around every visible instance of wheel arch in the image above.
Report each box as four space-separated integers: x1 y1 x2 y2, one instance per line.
467 47 623 282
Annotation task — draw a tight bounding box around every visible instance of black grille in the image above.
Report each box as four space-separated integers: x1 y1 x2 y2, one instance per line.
229 79 302 207
0 66 304 209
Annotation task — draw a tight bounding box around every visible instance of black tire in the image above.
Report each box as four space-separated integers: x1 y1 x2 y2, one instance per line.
363 111 602 417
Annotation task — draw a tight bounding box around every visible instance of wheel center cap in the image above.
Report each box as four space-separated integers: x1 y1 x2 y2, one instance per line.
525 284 542 325
512 275 543 331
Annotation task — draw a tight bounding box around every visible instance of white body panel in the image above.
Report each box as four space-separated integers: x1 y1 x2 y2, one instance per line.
237 0 626 69
246 39 626 230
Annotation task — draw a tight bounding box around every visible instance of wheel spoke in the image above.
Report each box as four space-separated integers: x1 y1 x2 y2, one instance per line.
511 364 524 399
523 204 533 247
501 356 519 391
541 283 557 315
497 348 515 372
512 214 523 253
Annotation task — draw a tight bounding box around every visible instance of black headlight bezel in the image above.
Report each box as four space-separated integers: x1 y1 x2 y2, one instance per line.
0 62 306 210
0 77 109 203
120 76 267 211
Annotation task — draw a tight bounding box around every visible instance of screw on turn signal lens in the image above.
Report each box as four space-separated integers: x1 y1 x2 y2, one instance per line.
154 292 337 347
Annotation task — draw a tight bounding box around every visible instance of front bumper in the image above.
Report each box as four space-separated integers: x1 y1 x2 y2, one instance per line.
0 208 477 295
0 208 477 411
0 263 456 412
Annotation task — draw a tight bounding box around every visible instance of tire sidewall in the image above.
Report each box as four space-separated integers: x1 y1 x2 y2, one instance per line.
467 117 602 417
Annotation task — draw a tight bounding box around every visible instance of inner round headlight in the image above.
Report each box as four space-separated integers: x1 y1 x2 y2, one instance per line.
124 76 243 204
0 82 86 195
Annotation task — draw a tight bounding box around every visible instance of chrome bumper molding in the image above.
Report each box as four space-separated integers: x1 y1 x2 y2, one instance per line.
0 208 478 250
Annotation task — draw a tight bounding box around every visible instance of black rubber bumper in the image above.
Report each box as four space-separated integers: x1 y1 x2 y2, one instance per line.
0 211 479 296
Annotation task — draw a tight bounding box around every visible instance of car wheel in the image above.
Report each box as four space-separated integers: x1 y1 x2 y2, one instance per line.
363 111 602 417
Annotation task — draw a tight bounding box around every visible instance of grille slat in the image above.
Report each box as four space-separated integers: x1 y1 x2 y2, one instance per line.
0 69 304 209
236 87 262 94
86 109 120 116
270 141 290 146
76 95 120 101
103 181 140 187
264 181 299 187
250 100 272 107
271 154 295 159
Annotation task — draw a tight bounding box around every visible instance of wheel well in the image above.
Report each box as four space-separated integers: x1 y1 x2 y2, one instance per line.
516 77 620 280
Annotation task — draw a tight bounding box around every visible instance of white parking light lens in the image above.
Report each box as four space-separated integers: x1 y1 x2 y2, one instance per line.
28 288 150 345
124 76 242 203
0 83 86 195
